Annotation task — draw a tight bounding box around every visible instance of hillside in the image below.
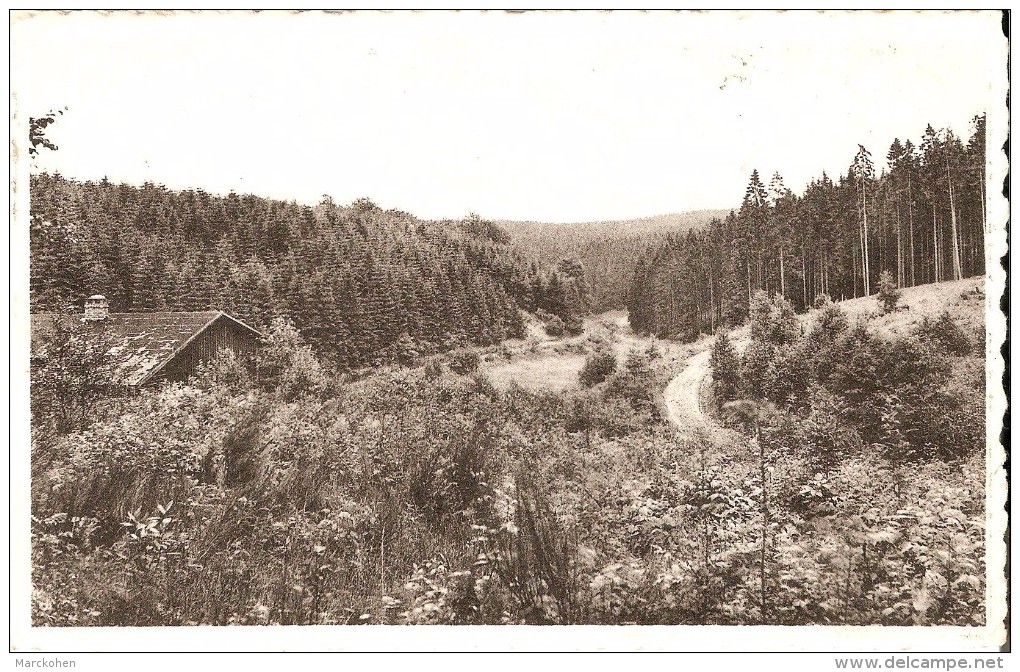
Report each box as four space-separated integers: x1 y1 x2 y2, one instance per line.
29 174 582 369
498 209 730 312
826 276 985 341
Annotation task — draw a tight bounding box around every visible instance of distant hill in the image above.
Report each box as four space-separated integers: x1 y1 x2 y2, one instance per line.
497 209 730 239
498 209 731 312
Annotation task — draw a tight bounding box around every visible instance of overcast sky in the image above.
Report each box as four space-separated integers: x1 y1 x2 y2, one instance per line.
12 10 1004 222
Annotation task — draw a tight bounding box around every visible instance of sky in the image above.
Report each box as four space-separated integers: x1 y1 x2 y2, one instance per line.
12 10 1005 222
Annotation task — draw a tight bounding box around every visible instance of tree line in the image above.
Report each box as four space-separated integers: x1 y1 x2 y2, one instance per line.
629 114 988 339
29 174 584 368
500 210 727 313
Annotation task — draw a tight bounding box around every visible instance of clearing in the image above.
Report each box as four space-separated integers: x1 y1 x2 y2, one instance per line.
481 277 986 438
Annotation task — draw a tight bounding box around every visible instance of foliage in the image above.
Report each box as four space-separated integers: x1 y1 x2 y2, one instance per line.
709 330 741 401
734 293 980 464
536 309 566 337
447 349 481 375
29 108 65 157
749 291 799 347
255 318 329 400
28 174 557 368
30 337 985 626
812 302 849 340
31 314 114 435
578 348 617 388
604 349 658 413
913 311 971 356
878 270 901 313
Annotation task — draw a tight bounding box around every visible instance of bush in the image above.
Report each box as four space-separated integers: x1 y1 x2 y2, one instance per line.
913 311 971 356
749 291 799 346
563 313 585 337
539 311 566 337
877 270 901 313
423 358 444 380
813 293 833 310
192 350 253 391
579 348 617 387
256 318 329 400
710 331 742 401
740 340 773 399
814 302 849 338
31 314 115 434
604 350 657 412
448 349 481 375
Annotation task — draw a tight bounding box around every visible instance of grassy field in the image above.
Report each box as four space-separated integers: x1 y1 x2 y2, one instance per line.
483 353 588 392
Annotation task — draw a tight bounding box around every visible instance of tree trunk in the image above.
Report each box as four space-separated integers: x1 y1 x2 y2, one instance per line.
896 207 903 286
779 245 786 299
822 246 829 296
709 272 716 334
862 183 871 295
908 175 916 286
946 158 963 281
853 246 858 298
801 243 807 307
932 208 940 283
980 172 987 232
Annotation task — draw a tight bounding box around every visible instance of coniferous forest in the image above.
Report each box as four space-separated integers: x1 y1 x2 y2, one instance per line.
29 174 590 368
20 7 1005 646
499 211 729 313
27 113 995 631
629 116 988 340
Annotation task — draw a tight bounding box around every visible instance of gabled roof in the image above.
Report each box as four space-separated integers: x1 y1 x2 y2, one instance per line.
31 311 263 386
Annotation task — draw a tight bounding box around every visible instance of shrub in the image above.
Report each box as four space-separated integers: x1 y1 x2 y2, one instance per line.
710 331 742 401
563 314 585 337
740 340 774 399
448 349 481 375
913 311 971 356
762 342 812 406
795 385 862 468
813 293 833 310
749 291 799 346
256 318 329 400
579 348 617 387
877 270 901 313
814 302 849 338
423 358 444 380
192 350 253 391
31 314 115 434
604 358 656 412
541 313 565 337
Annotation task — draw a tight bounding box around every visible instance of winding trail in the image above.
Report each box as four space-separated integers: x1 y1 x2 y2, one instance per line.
661 331 749 445
489 310 742 444
663 349 714 438
609 312 740 444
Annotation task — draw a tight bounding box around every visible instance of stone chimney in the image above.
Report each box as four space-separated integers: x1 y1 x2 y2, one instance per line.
83 294 109 321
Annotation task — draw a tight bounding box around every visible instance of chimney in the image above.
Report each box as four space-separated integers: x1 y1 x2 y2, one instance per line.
83 294 109 321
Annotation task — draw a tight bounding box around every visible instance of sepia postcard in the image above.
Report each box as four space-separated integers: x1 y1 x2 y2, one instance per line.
8 9 1010 657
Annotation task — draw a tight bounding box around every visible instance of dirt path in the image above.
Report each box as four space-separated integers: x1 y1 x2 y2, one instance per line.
662 349 714 438
605 312 740 443
661 331 748 444
487 310 740 444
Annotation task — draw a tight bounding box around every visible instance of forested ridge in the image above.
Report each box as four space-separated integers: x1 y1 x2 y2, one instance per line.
29 174 589 368
499 210 728 313
630 115 988 340
27 129 991 628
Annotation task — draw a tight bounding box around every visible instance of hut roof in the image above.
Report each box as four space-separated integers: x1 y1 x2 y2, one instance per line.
30 311 262 385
